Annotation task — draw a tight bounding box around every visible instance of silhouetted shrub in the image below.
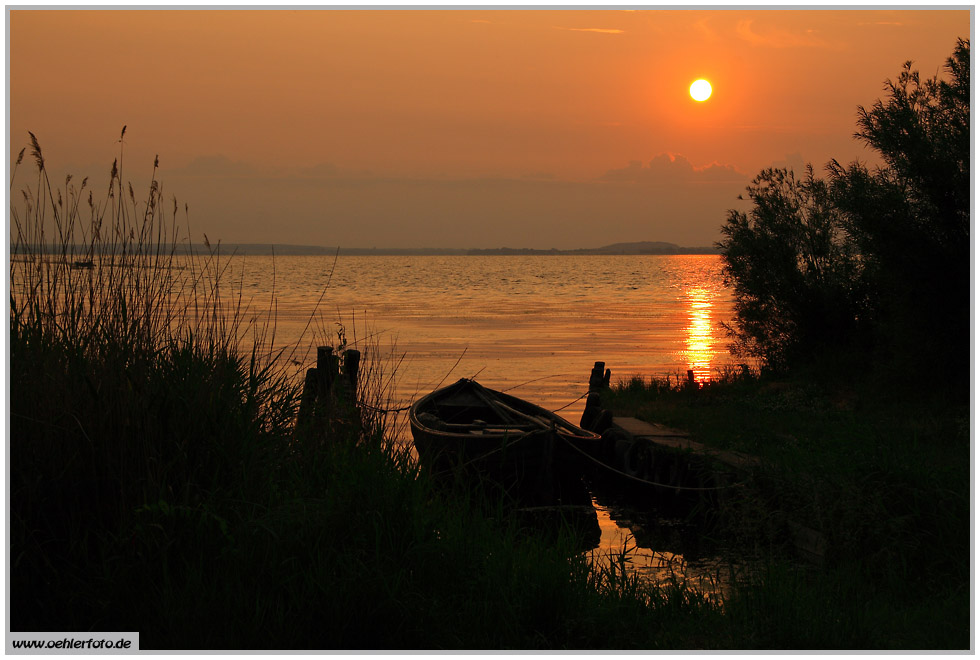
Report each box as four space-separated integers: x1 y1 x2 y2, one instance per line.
720 39 970 392
719 166 868 371
830 38 970 388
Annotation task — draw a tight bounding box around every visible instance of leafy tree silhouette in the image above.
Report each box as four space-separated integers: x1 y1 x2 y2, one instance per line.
719 39 969 391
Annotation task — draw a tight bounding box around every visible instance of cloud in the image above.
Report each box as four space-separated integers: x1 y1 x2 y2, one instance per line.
735 19 835 49
599 154 746 184
553 26 625 34
145 163 745 248
697 162 751 182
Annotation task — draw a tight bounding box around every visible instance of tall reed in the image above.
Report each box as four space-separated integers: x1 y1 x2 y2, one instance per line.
8 130 746 649
9 130 310 632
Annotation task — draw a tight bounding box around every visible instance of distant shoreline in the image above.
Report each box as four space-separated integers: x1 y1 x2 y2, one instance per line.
17 240 720 257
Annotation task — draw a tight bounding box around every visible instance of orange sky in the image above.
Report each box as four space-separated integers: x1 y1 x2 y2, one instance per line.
7 8 971 248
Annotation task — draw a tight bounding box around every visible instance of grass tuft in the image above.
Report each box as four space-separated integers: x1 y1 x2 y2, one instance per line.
10 132 729 650
15 131 963 650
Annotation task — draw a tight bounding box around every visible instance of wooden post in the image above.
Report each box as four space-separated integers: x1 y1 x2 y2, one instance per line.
297 368 319 429
317 346 337 394
588 361 606 391
296 346 365 441
582 361 613 433
297 346 336 434
343 349 361 402
580 391 602 431
316 345 332 371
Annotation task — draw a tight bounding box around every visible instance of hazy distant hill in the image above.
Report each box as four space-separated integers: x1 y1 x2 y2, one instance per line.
585 241 718 255
466 241 719 256
190 244 466 256
589 241 680 254
196 241 720 256
217 244 338 255
25 241 718 256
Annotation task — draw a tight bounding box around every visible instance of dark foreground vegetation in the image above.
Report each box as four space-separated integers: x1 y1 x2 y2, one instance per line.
605 367 970 649
8 132 720 650
10 40 970 651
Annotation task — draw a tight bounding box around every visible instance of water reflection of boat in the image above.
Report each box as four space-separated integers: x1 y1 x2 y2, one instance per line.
410 378 602 486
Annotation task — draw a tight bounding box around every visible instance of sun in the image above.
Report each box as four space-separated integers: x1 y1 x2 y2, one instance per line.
689 79 712 102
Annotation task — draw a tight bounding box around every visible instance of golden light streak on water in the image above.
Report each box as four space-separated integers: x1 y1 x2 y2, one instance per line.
684 284 721 382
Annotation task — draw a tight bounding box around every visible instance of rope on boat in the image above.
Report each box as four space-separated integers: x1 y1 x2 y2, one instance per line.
356 387 743 494
500 373 571 394
356 401 414 413
550 391 589 413
559 436 748 493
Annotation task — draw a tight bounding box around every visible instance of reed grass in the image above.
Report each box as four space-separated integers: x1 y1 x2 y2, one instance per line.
16 130 961 650
9 132 729 650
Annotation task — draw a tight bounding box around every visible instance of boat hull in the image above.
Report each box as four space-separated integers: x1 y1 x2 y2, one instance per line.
409 379 601 483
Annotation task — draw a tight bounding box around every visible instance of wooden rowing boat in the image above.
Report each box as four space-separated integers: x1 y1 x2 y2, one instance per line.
409 378 601 481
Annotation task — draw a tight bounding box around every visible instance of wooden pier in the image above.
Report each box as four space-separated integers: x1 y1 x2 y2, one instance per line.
575 361 756 495
577 360 826 564
611 416 761 474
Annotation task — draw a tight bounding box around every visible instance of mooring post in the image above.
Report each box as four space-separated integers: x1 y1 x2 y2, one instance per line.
582 360 613 433
588 361 607 391
316 345 332 371
343 349 361 402
297 368 318 429
317 346 338 395
296 347 333 434
296 346 363 439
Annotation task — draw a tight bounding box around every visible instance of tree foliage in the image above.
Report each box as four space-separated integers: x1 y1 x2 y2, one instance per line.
719 167 866 370
720 39 970 386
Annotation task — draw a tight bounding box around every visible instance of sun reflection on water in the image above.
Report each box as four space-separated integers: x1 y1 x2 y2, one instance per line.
685 284 720 382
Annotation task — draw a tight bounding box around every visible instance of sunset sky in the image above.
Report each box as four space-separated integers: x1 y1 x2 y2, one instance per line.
8 8 971 249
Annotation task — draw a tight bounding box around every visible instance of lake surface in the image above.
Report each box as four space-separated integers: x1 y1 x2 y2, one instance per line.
226 253 736 425
222 253 746 596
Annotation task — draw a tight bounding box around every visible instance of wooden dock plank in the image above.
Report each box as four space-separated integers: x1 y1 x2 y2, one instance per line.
612 417 760 471
613 417 691 439
609 415 820 563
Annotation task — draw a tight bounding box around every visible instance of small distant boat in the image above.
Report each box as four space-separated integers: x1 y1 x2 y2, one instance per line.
410 378 601 479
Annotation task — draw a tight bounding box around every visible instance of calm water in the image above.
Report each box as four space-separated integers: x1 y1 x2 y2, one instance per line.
223 253 745 597
15 251 747 596
227 254 735 424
